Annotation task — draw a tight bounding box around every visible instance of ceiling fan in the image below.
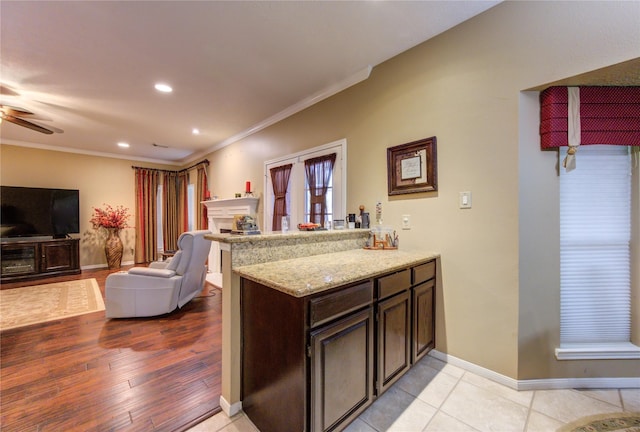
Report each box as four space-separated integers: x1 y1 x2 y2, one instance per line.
0 84 62 134
0 104 64 135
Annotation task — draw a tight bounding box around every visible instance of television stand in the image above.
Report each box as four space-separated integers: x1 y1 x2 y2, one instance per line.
0 238 81 283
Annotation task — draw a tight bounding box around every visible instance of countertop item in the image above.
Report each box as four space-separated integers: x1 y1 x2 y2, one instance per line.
235 248 439 297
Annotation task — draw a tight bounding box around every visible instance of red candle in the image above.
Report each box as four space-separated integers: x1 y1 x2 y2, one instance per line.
245 181 251 193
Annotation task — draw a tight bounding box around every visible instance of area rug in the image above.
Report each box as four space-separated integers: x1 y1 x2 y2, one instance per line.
558 412 640 432
0 278 105 331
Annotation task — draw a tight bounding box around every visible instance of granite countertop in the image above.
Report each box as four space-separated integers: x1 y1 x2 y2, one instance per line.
205 229 369 244
235 248 439 297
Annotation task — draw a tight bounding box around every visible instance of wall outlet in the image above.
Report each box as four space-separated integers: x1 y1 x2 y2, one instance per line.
459 191 472 209
402 214 411 230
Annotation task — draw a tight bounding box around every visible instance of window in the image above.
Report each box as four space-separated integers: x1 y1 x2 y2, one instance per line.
265 139 346 231
304 153 336 226
556 145 640 359
187 183 195 231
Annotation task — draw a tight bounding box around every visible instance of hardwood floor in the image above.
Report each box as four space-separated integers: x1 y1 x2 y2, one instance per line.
0 268 222 431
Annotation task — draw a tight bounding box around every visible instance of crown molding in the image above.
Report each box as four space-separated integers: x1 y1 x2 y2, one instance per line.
1 139 182 166
189 65 373 163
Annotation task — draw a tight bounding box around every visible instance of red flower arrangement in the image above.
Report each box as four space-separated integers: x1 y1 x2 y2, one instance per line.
90 204 131 231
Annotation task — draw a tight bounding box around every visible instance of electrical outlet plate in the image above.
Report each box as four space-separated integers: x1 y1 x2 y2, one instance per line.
402 214 411 230
459 191 472 209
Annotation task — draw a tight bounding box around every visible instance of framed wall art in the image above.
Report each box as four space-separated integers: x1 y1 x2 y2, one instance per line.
387 136 437 196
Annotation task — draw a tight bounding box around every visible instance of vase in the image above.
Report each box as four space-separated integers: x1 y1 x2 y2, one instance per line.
105 228 123 269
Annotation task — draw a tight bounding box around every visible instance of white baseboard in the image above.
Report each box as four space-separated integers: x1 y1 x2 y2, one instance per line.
219 395 242 417
429 350 519 389
429 350 640 390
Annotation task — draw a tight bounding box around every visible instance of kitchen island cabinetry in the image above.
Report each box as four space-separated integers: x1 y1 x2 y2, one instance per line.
310 306 374 432
238 251 437 432
241 278 374 432
376 284 411 395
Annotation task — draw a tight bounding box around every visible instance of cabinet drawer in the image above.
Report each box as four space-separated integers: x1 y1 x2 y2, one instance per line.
412 260 435 285
309 281 373 328
376 269 411 300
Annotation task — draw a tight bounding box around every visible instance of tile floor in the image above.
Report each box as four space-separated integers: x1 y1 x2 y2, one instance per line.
187 355 640 432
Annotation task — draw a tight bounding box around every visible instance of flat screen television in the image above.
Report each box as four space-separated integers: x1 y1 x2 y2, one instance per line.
0 186 80 239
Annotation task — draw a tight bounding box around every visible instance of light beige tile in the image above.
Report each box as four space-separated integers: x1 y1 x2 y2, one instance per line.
440 381 528 432
423 411 481 432
573 389 622 407
186 411 235 431
422 356 465 379
532 389 622 423
462 372 533 408
342 418 378 432
396 361 460 409
358 386 437 432
218 414 260 432
525 410 565 432
621 388 640 412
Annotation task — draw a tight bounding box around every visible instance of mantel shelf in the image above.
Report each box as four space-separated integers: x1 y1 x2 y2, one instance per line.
202 197 260 286
201 197 259 208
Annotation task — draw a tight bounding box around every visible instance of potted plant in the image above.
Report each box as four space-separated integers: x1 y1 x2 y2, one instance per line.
90 204 131 269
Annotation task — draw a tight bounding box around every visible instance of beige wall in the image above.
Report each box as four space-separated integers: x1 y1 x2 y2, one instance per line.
202 1 640 380
2 1 638 380
0 145 176 267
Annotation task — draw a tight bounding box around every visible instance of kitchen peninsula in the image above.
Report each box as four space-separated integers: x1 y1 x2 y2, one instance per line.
205 230 439 432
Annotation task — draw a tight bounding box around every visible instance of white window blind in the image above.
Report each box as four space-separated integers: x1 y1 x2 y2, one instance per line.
559 145 631 345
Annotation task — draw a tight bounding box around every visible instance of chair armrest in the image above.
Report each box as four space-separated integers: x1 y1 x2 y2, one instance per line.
149 260 170 269
128 267 176 278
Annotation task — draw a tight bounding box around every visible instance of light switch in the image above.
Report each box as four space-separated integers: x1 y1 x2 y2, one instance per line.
402 214 411 230
459 191 472 209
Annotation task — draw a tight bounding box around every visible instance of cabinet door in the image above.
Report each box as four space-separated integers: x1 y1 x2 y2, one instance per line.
412 279 435 364
377 290 411 395
0 243 38 277
41 241 77 272
310 308 374 432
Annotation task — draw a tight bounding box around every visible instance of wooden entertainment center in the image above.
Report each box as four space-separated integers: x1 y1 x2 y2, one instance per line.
0 238 81 283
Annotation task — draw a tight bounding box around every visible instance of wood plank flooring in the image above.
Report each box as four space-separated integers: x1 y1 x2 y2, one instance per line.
0 268 222 431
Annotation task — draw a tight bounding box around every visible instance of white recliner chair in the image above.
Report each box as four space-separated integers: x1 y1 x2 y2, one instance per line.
105 230 212 318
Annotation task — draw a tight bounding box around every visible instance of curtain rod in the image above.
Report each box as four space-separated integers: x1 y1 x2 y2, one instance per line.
132 159 209 174
181 159 209 172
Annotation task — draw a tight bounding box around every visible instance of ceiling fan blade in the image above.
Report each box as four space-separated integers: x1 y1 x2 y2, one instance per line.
0 84 20 97
1 104 34 116
3 115 54 134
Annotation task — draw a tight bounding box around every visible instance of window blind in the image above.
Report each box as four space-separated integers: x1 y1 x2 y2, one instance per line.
559 145 631 344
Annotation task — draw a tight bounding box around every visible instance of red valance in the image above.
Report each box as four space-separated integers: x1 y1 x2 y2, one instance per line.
540 86 640 149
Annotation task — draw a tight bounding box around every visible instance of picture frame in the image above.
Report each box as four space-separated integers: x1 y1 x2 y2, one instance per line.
387 136 437 196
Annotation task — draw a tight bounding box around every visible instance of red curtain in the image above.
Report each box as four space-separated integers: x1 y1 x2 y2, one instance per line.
177 171 189 234
540 86 640 149
196 164 209 230
304 154 336 225
162 172 179 252
270 163 292 231
134 168 159 263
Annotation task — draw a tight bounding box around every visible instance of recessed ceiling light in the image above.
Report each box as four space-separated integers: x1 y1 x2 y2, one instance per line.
192 128 200 135
118 142 130 148
154 83 173 93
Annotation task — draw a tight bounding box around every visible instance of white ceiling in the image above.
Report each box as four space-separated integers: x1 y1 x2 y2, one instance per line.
0 1 500 165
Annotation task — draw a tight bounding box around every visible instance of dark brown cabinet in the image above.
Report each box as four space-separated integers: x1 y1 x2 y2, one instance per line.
376 289 411 394
1 238 80 282
413 279 435 363
412 260 436 363
240 258 436 432
310 308 374 432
